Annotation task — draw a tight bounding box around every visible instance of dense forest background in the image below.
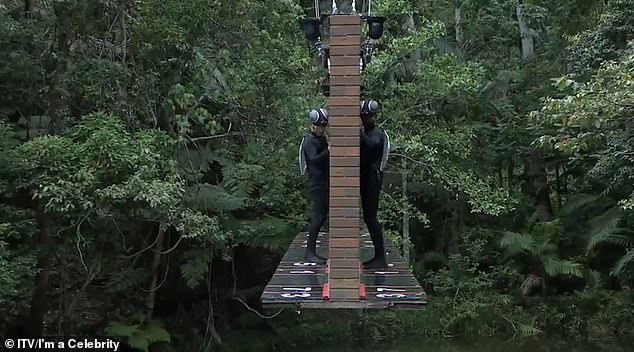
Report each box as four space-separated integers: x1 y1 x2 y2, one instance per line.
0 0 633 351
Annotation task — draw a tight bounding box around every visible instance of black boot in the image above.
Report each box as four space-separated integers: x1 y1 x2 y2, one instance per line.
363 256 387 269
305 232 327 264
363 218 387 269
305 250 327 264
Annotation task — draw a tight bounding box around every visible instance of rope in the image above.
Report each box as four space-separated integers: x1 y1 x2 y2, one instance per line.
368 0 372 15
314 0 319 18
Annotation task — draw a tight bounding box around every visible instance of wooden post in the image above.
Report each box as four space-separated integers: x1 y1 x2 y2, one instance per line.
328 14 362 301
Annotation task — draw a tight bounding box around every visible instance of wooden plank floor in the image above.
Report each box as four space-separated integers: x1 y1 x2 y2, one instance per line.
260 232 428 309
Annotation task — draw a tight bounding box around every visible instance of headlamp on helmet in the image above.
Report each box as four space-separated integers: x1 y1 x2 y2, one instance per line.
308 108 329 126
360 99 379 117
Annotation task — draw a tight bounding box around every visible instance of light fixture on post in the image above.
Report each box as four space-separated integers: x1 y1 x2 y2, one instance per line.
298 17 327 69
365 16 385 40
360 15 384 71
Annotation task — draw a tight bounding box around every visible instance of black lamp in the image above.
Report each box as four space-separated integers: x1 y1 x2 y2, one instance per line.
365 16 385 40
298 18 321 41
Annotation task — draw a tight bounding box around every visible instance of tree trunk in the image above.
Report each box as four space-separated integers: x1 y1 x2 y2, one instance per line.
400 13 420 61
24 0 32 17
516 0 554 222
507 157 514 193
145 227 165 320
516 0 534 59
24 208 54 336
523 156 555 222
401 157 410 263
455 1 464 55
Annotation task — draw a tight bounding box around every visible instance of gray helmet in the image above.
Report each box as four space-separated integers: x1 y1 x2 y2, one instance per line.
308 108 329 126
360 99 379 116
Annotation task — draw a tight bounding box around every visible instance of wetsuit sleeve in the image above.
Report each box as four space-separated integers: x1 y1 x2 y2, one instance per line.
304 139 329 169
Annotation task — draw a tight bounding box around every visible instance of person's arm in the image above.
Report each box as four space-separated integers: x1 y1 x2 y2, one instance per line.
361 130 383 156
304 139 329 169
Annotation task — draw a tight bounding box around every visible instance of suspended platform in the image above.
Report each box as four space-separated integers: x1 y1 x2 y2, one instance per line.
260 232 428 310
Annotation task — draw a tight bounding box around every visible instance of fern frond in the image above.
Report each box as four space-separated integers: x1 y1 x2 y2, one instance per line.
585 269 603 290
612 249 634 277
107 267 147 292
499 231 535 257
559 193 602 215
233 217 295 251
586 206 625 253
183 183 245 212
543 258 584 277
516 321 542 337
495 294 514 306
181 248 214 289
177 146 216 174
421 251 448 265
221 163 265 199
589 233 633 252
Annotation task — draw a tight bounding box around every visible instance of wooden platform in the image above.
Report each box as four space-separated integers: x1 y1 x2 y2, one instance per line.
260 232 428 310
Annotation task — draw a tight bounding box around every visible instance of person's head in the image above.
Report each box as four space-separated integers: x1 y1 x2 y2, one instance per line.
308 108 329 136
360 99 379 125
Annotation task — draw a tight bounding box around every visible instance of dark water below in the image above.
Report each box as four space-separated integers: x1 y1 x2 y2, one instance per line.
305 337 633 352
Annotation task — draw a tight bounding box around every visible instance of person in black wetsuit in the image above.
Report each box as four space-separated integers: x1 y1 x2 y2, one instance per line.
301 108 330 264
360 99 388 269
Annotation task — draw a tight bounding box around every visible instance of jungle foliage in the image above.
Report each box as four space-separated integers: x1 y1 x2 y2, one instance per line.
1 0 633 351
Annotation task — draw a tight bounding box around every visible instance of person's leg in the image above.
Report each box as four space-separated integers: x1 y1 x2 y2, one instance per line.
361 179 387 268
306 189 328 264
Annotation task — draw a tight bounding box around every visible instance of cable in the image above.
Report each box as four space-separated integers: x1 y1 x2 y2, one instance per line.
230 250 287 319
232 297 286 319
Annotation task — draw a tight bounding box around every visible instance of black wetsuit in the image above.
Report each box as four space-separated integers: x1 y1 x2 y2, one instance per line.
360 121 387 266
301 131 329 262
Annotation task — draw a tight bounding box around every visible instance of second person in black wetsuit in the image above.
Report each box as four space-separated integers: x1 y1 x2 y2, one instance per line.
301 108 330 264
360 99 389 269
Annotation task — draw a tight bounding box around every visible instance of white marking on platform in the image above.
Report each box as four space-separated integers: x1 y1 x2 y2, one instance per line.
283 287 311 291
377 287 406 292
376 293 406 299
281 293 311 298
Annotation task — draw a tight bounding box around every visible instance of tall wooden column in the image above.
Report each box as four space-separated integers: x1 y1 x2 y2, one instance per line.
327 15 362 301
